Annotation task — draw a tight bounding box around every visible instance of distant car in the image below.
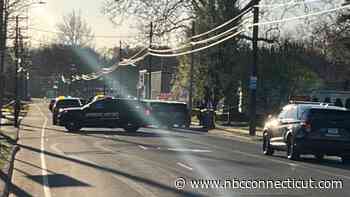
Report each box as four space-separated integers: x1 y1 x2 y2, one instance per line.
52 98 82 125
142 100 189 128
57 98 147 132
263 101 350 163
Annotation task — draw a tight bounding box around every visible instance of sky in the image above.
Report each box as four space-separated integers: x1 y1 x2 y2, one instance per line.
29 0 137 49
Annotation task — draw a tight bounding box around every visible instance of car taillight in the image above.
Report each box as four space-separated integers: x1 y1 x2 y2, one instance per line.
301 121 312 132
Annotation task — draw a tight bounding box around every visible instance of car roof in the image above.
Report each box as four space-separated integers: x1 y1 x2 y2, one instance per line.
294 103 348 111
142 99 187 105
56 98 81 102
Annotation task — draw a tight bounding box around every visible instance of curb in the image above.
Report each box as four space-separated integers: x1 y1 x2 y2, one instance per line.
209 126 263 142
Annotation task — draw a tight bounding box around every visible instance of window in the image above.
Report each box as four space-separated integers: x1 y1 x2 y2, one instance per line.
287 106 298 120
91 100 105 110
278 106 289 119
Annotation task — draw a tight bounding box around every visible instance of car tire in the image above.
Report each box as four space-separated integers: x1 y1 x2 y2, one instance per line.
262 132 274 156
124 125 139 132
65 122 81 132
315 154 324 160
287 136 300 160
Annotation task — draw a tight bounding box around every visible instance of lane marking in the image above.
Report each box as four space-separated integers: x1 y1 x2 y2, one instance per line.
93 141 114 152
184 138 350 180
177 162 193 171
112 175 158 197
50 143 100 166
35 104 52 197
138 145 148 150
167 148 212 153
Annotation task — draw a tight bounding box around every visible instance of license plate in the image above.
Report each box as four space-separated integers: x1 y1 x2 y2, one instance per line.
327 128 339 134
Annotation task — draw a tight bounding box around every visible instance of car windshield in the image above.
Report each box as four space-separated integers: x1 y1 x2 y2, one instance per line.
56 99 81 108
151 103 187 112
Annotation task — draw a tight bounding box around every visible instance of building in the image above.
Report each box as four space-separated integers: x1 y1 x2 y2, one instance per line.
138 70 173 100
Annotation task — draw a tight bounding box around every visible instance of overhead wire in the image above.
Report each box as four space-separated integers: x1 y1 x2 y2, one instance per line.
256 0 322 8
191 7 253 39
149 17 252 53
72 2 350 81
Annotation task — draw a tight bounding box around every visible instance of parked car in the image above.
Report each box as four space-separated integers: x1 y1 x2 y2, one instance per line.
52 97 82 125
263 101 350 163
142 100 189 128
57 97 147 132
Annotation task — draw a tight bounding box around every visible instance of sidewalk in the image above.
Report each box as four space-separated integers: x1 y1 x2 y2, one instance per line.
191 121 263 141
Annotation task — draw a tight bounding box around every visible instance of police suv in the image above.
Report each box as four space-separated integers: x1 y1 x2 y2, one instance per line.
263 101 350 163
57 97 147 132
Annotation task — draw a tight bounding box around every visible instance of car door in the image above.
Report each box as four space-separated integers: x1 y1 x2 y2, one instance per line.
280 105 298 144
271 105 295 145
270 107 288 145
84 100 106 126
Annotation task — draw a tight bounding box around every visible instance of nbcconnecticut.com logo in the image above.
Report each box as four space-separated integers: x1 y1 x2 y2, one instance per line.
174 178 343 190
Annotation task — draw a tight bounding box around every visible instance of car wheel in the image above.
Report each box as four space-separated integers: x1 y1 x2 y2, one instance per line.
287 136 300 160
262 132 274 156
315 154 324 160
65 122 81 132
124 125 139 132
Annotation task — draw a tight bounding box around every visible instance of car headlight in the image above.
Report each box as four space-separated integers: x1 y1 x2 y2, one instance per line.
59 109 67 113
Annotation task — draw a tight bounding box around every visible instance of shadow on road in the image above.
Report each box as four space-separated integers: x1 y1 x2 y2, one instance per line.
0 170 33 197
17 144 205 197
28 174 91 188
273 154 350 171
80 130 163 138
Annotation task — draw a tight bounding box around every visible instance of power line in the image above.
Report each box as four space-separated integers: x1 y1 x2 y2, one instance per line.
256 0 322 8
149 30 245 57
191 7 253 40
71 2 350 82
251 2 350 27
149 18 251 53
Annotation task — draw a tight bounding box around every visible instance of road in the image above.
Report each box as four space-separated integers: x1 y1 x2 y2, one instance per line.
9 99 350 197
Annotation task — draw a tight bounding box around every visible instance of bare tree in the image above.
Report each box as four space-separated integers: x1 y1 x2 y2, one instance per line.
56 10 94 48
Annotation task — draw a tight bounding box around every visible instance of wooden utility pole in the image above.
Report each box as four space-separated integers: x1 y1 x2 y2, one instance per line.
188 21 195 127
0 0 5 126
14 16 20 127
249 0 260 136
118 40 122 97
148 22 153 99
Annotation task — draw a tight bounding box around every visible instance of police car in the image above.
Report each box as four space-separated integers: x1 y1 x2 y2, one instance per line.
57 97 147 132
52 97 83 125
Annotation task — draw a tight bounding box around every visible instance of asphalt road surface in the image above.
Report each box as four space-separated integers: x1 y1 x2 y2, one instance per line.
9 99 350 197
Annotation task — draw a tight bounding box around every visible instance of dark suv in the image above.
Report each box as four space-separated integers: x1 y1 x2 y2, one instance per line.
57 98 147 132
52 98 82 125
263 101 350 163
142 100 189 128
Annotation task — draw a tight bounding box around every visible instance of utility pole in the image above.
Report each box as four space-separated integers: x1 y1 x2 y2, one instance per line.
249 0 260 136
188 21 195 128
148 22 153 99
118 40 122 97
0 0 5 126
14 16 20 127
